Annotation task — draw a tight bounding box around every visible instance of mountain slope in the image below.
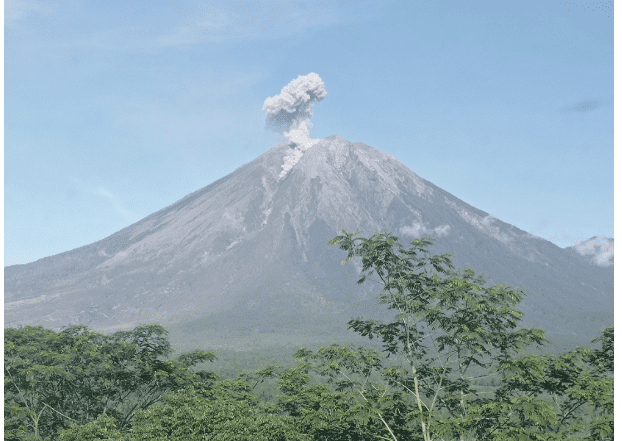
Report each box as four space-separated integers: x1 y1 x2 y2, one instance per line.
5 136 613 342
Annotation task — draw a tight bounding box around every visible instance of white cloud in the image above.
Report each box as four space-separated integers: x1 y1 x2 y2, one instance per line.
456 211 513 245
400 221 450 238
572 237 614 266
434 225 451 237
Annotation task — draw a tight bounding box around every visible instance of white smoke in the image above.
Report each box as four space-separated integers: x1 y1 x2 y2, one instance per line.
263 73 327 178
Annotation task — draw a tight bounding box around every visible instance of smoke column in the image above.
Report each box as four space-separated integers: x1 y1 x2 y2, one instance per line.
263 73 327 149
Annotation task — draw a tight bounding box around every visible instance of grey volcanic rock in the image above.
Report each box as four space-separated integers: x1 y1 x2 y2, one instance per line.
564 237 613 267
5 136 613 342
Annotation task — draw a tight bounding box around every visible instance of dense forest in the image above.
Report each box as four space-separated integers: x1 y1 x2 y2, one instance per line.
4 232 613 440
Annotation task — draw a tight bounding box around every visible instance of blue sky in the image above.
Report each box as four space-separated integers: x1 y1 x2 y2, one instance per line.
4 0 615 266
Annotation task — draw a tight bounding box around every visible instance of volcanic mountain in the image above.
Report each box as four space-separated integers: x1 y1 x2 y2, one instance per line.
4 136 613 344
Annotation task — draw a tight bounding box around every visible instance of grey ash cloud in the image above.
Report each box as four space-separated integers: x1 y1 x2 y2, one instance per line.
263 72 327 178
263 72 326 148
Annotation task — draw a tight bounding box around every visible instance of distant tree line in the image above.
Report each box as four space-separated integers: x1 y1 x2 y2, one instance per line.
4 231 613 440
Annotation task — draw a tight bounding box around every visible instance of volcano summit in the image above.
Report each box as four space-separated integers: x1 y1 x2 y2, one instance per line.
4 135 613 344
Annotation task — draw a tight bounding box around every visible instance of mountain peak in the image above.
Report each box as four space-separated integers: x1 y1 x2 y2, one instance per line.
276 134 349 180
4 137 613 341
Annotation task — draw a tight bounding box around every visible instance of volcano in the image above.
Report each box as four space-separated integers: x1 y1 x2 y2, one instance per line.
4 136 613 344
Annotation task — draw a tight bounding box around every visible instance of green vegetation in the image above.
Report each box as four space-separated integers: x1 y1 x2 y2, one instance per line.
5 231 613 440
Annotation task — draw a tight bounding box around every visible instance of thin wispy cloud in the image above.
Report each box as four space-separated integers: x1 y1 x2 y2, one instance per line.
6 0 394 55
154 1 392 48
70 25 154 53
5 0 57 54
5 0 55 27
157 1 328 46
87 186 138 223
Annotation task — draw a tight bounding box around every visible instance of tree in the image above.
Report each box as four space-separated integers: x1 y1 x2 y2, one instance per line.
129 382 309 441
285 345 417 440
4 325 81 440
4 324 218 440
57 414 124 441
489 325 614 440
584 325 614 440
299 230 553 440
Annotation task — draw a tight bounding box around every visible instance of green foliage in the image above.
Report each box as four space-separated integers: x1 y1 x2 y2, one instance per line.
274 358 407 440
58 414 124 441
4 324 219 440
130 384 308 441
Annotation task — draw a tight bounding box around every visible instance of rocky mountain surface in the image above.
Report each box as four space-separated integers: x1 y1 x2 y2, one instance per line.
5 136 613 344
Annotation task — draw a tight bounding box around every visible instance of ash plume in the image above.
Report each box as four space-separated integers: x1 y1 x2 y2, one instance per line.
263 73 326 149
